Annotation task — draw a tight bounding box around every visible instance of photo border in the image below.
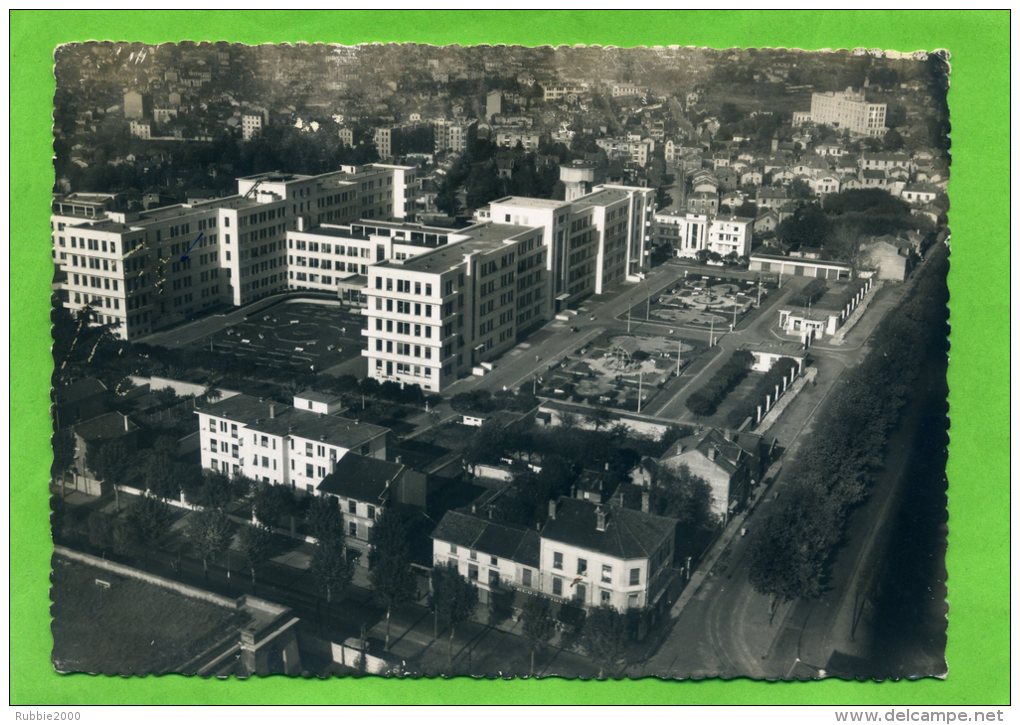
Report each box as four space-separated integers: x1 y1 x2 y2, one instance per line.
10 9 1010 705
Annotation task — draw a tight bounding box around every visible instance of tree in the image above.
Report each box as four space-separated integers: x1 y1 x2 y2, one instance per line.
651 465 717 531
311 538 353 605
369 507 419 650
429 563 479 665
586 404 614 432
142 449 179 500
252 481 290 528
237 521 274 590
306 495 344 543
86 438 129 484
883 129 905 152
776 205 832 250
187 508 233 580
521 595 555 676
823 222 865 267
463 420 510 467
125 495 172 564
581 604 629 678
305 493 352 607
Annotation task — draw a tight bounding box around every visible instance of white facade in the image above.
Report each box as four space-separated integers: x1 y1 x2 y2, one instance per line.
53 165 415 339
595 136 654 166
362 223 547 392
655 211 753 259
196 394 388 492
241 113 264 141
805 89 887 138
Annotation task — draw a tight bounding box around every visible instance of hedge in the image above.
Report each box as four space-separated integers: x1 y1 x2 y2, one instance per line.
789 278 827 307
685 350 754 417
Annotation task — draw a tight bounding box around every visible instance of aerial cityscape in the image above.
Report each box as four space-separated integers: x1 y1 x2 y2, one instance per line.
49 42 950 679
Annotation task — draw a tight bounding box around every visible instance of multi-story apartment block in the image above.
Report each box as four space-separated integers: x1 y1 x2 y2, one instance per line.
52 164 416 339
610 83 642 98
542 82 588 102
128 121 151 139
287 219 470 294
800 88 887 138
372 126 392 158
123 90 151 120
362 222 547 392
195 393 388 492
433 118 477 154
241 112 264 141
493 127 541 152
595 136 655 166
572 188 632 294
486 185 653 304
431 496 675 613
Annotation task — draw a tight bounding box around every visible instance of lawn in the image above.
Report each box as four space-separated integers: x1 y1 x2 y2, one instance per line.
50 556 247 675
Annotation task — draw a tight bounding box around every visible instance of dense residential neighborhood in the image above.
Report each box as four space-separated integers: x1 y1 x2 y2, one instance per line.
49 43 949 680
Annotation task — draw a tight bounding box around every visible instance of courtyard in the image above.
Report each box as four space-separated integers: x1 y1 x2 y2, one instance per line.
187 301 365 376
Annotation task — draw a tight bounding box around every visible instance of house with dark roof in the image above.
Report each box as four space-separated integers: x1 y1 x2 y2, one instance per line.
53 377 109 428
430 509 542 602
69 411 140 496
317 453 427 562
659 427 769 521
540 497 675 613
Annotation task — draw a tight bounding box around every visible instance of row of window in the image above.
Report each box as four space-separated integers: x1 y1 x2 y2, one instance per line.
551 551 642 585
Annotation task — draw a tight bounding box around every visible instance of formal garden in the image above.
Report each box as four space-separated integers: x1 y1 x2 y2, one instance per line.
627 273 771 328
532 332 708 412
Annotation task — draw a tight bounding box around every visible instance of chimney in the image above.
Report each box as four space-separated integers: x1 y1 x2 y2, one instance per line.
604 461 609 472
708 447 718 462
641 490 650 514
471 504 477 514
548 499 557 521
395 455 402 465
595 506 607 532
123 415 130 432
723 429 733 442
269 403 276 419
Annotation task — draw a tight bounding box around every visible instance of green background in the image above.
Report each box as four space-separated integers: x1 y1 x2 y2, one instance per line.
10 10 1010 706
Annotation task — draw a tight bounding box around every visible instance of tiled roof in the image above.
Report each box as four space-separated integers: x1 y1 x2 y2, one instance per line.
541 497 674 560
317 453 404 502
431 510 541 568
198 393 387 449
54 377 107 405
667 429 762 477
73 412 137 442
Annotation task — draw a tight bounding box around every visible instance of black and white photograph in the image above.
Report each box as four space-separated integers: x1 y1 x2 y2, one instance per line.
49 42 950 680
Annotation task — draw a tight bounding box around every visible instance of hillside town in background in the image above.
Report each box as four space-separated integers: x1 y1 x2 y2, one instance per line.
49 43 950 680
